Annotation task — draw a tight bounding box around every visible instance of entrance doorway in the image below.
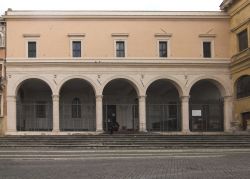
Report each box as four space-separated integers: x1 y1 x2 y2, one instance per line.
107 105 116 124
189 80 224 132
102 79 139 132
16 79 53 131
146 79 181 132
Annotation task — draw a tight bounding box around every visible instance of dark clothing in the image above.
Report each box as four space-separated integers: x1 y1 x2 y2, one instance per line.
108 120 119 134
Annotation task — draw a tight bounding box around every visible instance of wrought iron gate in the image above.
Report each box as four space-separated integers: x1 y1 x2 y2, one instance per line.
103 104 139 132
146 104 181 132
60 104 96 131
16 102 53 131
189 101 224 132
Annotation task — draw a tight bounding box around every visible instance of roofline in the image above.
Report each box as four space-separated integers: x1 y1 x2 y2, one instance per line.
3 10 230 20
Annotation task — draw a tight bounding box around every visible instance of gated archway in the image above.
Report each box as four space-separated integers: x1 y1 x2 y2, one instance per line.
189 80 224 132
16 78 53 131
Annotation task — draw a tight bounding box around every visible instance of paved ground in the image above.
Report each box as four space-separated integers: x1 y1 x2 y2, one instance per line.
0 149 249 179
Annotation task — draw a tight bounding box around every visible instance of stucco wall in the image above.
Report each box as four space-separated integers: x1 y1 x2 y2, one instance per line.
6 19 230 59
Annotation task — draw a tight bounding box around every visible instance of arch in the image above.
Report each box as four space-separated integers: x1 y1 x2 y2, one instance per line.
16 78 53 131
59 77 96 131
57 75 98 95
145 76 185 96
189 78 224 132
187 76 230 97
14 76 55 96
235 75 250 99
101 75 142 96
102 76 140 132
146 77 182 132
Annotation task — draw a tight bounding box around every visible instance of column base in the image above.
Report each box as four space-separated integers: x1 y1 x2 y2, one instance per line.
182 129 190 134
52 129 60 134
96 129 104 133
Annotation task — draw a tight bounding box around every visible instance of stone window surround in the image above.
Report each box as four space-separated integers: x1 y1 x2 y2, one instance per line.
68 35 85 58
199 36 215 58
114 38 127 58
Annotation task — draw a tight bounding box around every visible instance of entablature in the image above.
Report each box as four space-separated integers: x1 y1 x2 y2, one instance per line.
6 58 231 69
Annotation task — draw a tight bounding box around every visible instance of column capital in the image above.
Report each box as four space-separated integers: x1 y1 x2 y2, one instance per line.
96 95 103 100
224 96 233 102
180 96 190 102
7 95 16 102
138 95 147 100
52 95 59 101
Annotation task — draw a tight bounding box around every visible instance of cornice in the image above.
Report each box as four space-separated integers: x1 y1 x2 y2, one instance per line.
231 48 250 62
6 58 230 68
229 1 250 16
231 48 250 73
3 10 229 20
231 18 250 32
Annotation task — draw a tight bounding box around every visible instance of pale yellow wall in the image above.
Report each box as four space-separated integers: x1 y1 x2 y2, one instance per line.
232 68 250 126
6 19 230 59
226 0 250 129
227 0 249 56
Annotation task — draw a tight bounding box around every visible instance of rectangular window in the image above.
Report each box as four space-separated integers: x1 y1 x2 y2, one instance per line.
72 41 81 58
238 29 248 52
116 41 125 57
203 41 212 58
159 41 168 57
36 102 46 118
28 41 36 58
242 112 250 120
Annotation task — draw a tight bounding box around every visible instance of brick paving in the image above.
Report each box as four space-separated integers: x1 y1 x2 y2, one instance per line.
0 150 249 179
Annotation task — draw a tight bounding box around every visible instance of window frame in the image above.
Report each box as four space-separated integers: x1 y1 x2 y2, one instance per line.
72 41 82 58
35 101 47 118
237 29 248 52
236 75 250 99
70 38 84 59
26 39 38 58
0 32 4 48
72 97 81 118
158 40 169 58
114 39 127 58
157 39 170 58
201 39 214 58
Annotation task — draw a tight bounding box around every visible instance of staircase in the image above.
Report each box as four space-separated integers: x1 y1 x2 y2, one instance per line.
0 134 250 149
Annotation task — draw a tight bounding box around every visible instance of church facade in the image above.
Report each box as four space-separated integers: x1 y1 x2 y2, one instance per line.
1 2 249 135
3 10 235 135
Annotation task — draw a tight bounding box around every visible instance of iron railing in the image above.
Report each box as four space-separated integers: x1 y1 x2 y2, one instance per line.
16 103 53 131
189 101 224 132
59 104 96 131
146 104 181 132
103 104 139 132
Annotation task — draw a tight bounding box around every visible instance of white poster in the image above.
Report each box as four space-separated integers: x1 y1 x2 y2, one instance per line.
192 110 202 116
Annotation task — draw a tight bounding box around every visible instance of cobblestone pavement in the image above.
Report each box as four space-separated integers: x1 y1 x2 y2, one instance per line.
0 149 249 179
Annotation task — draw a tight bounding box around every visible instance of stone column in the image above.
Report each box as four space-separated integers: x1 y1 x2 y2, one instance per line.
96 95 103 132
224 96 233 132
7 96 17 133
181 96 190 133
139 95 147 132
52 95 60 132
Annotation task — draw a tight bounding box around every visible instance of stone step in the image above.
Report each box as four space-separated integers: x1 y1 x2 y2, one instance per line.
1 135 249 149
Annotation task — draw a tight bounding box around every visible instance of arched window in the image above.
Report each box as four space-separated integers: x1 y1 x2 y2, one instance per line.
237 75 250 99
0 33 3 47
72 98 81 118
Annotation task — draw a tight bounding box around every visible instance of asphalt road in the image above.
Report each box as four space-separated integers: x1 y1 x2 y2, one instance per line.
0 149 249 179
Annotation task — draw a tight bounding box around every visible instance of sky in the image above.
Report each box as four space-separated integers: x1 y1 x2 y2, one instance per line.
0 0 223 15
